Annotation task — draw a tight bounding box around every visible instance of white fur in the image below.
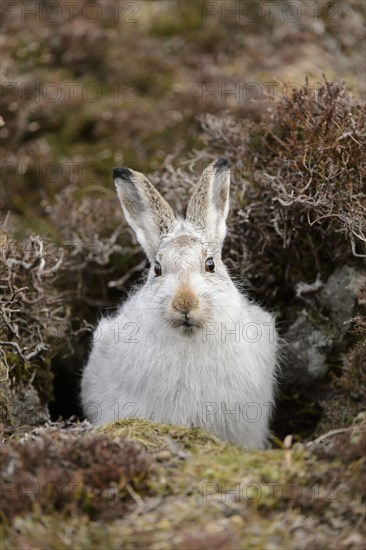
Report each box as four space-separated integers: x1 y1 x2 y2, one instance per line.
81 163 278 449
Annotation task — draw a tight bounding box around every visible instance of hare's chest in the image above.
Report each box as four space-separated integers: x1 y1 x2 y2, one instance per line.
131 335 256 427
134 332 241 397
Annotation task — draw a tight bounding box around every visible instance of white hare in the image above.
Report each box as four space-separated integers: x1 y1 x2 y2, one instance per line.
81 159 278 449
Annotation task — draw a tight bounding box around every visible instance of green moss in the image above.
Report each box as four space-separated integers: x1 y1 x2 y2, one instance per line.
99 418 219 451
1 416 365 548
98 419 306 510
147 2 203 38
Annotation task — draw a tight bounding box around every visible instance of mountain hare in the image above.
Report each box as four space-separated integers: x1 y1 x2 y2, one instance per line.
81 159 278 449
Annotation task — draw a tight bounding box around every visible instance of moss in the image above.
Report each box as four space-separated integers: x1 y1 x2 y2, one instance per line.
99 418 220 451
1 416 365 548
100 419 305 510
148 5 203 38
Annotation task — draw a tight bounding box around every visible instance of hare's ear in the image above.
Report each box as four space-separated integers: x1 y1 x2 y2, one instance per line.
114 168 175 261
186 158 230 247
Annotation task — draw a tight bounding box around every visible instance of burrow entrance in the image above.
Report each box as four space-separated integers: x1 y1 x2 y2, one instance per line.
49 340 324 443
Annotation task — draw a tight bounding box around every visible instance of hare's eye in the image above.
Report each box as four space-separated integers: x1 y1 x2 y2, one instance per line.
154 261 162 277
205 257 215 273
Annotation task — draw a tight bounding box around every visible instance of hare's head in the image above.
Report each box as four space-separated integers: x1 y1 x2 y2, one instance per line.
113 159 233 333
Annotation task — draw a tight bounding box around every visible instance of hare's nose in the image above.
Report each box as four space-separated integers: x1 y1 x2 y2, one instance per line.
172 285 199 315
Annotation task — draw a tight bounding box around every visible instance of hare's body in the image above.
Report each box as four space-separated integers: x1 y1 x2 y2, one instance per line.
81 160 278 449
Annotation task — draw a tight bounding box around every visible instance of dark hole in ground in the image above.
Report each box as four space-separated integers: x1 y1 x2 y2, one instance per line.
270 385 323 441
49 284 138 422
49 269 323 440
48 347 86 422
50 346 324 442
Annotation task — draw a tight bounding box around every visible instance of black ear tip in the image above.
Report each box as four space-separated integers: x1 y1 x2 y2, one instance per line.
214 157 229 169
113 167 133 181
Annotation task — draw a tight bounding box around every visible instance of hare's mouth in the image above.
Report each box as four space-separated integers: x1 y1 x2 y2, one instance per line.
170 317 201 332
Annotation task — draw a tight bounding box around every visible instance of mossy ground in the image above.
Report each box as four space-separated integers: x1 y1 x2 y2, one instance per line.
1 416 365 549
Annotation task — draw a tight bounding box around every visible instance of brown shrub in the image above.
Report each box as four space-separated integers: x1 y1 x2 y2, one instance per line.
0 217 71 401
200 79 366 305
0 428 152 521
43 183 141 303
